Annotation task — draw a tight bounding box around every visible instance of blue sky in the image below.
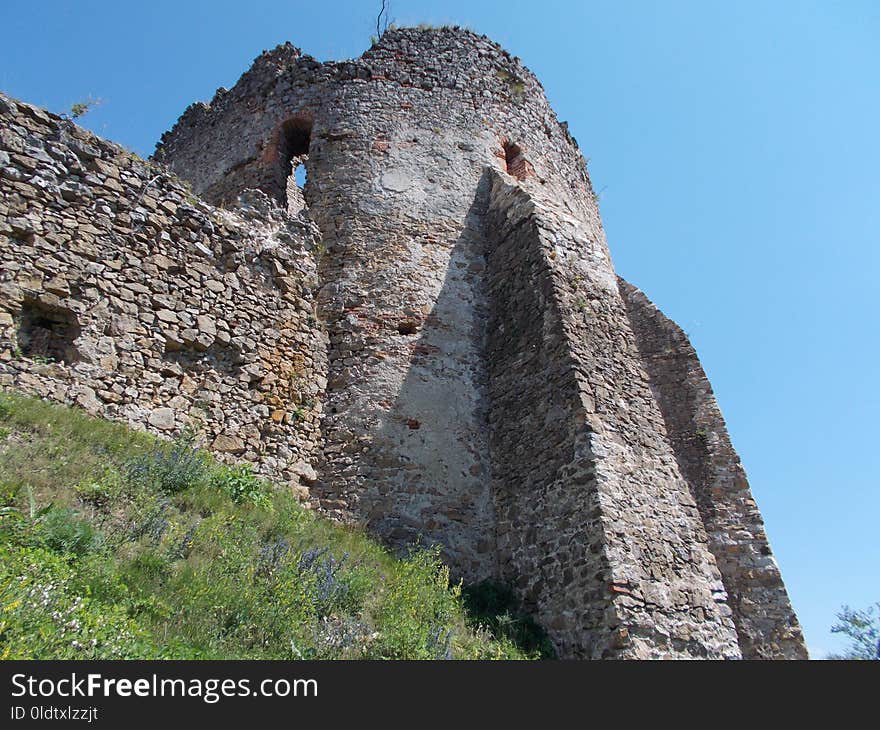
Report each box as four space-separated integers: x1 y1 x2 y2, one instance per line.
2 0 877 658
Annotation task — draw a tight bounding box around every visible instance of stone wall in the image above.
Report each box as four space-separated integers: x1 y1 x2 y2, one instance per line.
0 25 807 658
0 92 326 490
619 280 808 658
485 173 740 658
154 27 601 583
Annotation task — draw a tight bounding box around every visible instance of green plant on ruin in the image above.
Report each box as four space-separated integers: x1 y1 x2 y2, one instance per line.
65 97 102 120
178 177 201 207
496 69 525 100
414 23 476 33
209 463 270 508
183 190 200 206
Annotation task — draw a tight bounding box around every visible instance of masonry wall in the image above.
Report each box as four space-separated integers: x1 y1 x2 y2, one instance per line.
485 174 740 658
0 93 326 490
156 28 602 581
0 25 807 659
484 176 615 657
619 280 808 658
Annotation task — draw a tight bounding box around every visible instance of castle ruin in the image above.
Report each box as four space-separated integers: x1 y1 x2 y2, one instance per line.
0 27 806 659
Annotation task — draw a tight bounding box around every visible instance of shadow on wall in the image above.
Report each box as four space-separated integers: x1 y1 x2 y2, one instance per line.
362 173 499 582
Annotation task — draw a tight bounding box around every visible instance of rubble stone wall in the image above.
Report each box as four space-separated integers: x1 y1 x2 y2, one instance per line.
619 280 808 658
485 173 741 658
0 93 326 490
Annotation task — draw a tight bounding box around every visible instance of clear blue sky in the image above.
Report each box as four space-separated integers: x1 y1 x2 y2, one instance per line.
2 0 877 658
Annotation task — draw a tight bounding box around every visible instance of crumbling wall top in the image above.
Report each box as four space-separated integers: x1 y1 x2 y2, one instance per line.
154 26 585 203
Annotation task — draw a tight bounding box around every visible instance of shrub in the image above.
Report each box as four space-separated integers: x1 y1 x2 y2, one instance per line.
125 491 171 543
296 548 358 617
74 468 124 508
33 506 101 556
462 581 556 658
126 431 210 494
210 463 270 508
829 603 880 660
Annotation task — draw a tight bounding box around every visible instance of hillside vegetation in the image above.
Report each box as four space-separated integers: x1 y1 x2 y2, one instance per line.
0 391 552 659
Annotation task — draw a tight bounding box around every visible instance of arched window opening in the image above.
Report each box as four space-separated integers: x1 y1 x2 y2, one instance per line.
286 161 309 216
503 140 532 181
273 116 312 213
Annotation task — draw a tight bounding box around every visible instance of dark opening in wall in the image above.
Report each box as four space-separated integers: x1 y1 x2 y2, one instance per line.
281 117 312 161
162 336 243 379
503 141 532 181
281 117 312 207
17 299 80 363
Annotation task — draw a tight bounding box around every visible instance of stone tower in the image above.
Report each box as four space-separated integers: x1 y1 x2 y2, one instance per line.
0 26 806 659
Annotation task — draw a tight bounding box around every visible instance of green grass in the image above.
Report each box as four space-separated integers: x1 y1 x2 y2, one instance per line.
0 391 548 659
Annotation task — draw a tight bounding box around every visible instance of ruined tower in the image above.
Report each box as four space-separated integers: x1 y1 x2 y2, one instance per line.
0 27 806 658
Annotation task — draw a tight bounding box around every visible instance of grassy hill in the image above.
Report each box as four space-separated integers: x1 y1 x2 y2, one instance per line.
0 391 552 660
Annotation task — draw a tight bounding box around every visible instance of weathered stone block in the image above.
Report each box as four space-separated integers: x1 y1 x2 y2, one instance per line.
148 407 175 430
